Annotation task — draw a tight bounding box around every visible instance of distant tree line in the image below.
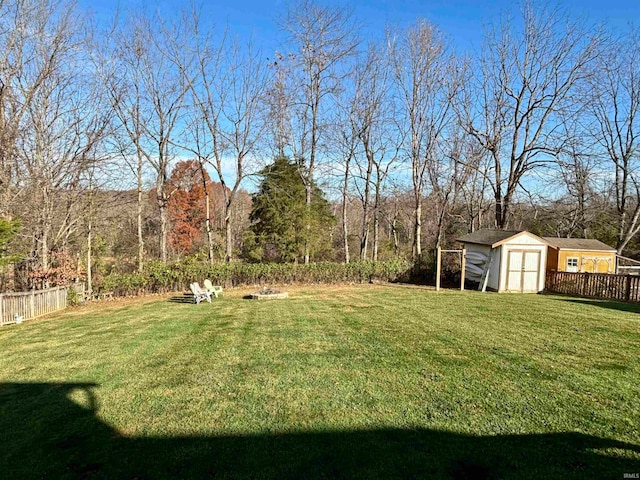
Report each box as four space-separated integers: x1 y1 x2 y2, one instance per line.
1 0 639 291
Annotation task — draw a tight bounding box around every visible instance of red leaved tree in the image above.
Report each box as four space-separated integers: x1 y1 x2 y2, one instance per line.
167 160 213 257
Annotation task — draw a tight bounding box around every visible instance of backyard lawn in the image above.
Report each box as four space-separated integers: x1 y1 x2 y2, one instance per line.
0 285 639 479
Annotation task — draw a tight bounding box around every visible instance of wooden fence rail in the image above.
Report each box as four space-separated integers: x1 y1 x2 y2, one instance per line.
0 286 68 326
545 271 640 303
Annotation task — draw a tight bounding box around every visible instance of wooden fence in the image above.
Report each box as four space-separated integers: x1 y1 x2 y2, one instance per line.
0 286 68 326
545 271 640 303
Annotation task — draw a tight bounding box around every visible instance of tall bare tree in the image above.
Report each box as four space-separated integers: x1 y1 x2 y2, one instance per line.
177 11 269 263
279 0 359 263
101 24 150 271
333 88 359 263
109 12 189 263
0 0 79 220
460 2 601 229
389 20 458 259
587 29 640 253
12 1 110 274
349 44 401 261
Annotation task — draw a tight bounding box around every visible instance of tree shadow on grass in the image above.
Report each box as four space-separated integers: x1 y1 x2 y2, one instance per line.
1 382 638 479
552 297 640 314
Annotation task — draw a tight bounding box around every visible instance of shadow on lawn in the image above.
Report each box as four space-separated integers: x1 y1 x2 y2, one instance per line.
554 297 640 314
1 383 639 480
167 294 196 304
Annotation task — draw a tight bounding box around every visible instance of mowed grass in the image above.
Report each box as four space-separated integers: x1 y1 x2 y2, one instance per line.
1 285 639 479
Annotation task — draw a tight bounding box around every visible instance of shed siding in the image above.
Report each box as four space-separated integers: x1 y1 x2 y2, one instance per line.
488 247 501 291
546 248 559 273
556 250 616 273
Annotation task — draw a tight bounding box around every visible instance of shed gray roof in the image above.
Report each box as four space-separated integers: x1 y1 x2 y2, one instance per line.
543 237 616 252
457 229 525 246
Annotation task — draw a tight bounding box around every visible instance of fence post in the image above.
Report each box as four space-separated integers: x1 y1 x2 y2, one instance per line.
0 293 3 324
625 274 632 302
460 248 466 291
435 246 442 292
30 290 35 319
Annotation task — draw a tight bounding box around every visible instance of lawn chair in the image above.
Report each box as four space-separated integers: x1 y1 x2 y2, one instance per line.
190 282 212 304
203 279 223 298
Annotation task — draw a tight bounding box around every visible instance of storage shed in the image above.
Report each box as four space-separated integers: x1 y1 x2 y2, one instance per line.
543 237 616 274
457 230 548 293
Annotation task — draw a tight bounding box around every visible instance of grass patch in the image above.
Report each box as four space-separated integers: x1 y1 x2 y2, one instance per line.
1 285 639 478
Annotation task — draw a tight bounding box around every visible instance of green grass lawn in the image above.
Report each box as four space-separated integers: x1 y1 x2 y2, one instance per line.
1 285 639 479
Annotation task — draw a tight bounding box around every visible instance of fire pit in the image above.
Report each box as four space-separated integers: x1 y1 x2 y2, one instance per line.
250 286 289 300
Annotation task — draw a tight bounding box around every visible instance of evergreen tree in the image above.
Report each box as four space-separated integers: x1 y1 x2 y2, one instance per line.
0 218 19 267
245 157 334 262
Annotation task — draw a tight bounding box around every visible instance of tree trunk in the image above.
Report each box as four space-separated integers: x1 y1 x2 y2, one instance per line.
137 155 144 272
342 155 351 264
413 200 422 259
494 191 503 229
87 214 92 294
225 211 233 263
40 226 49 272
616 204 640 255
373 213 379 262
40 189 50 277
434 195 447 249
360 223 369 261
304 183 312 264
392 215 399 257
157 183 168 262
198 160 214 265
205 194 214 265
221 184 235 263
360 147 373 261
372 174 382 262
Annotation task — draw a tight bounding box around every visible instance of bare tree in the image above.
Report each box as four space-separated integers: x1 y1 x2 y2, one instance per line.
587 29 640 253
333 89 359 263
0 0 79 220
101 23 150 271
108 12 189 263
460 2 601 229
349 44 401 261
389 20 458 259
12 2 110 275
546 112 602 238
427 121 479 247
178 12 269 263
279 0 359 263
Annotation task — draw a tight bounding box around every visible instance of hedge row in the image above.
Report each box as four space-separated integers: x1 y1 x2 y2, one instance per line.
99 259 414 296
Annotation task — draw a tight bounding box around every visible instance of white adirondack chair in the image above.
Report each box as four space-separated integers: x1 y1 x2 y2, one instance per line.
190 282 212 304
203 279 223 298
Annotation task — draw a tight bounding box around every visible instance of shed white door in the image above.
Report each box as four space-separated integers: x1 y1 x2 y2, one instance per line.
506 250 540 292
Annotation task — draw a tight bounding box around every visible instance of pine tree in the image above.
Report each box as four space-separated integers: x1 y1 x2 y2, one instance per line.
245 157 334 262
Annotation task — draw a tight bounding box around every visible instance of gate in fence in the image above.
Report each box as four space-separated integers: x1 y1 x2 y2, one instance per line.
0 286 68 326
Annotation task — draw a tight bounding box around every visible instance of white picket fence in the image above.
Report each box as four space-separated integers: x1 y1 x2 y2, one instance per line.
0 286 68 326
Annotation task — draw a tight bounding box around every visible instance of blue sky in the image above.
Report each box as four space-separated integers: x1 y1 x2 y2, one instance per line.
82 0 639 56
84 0 639 192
